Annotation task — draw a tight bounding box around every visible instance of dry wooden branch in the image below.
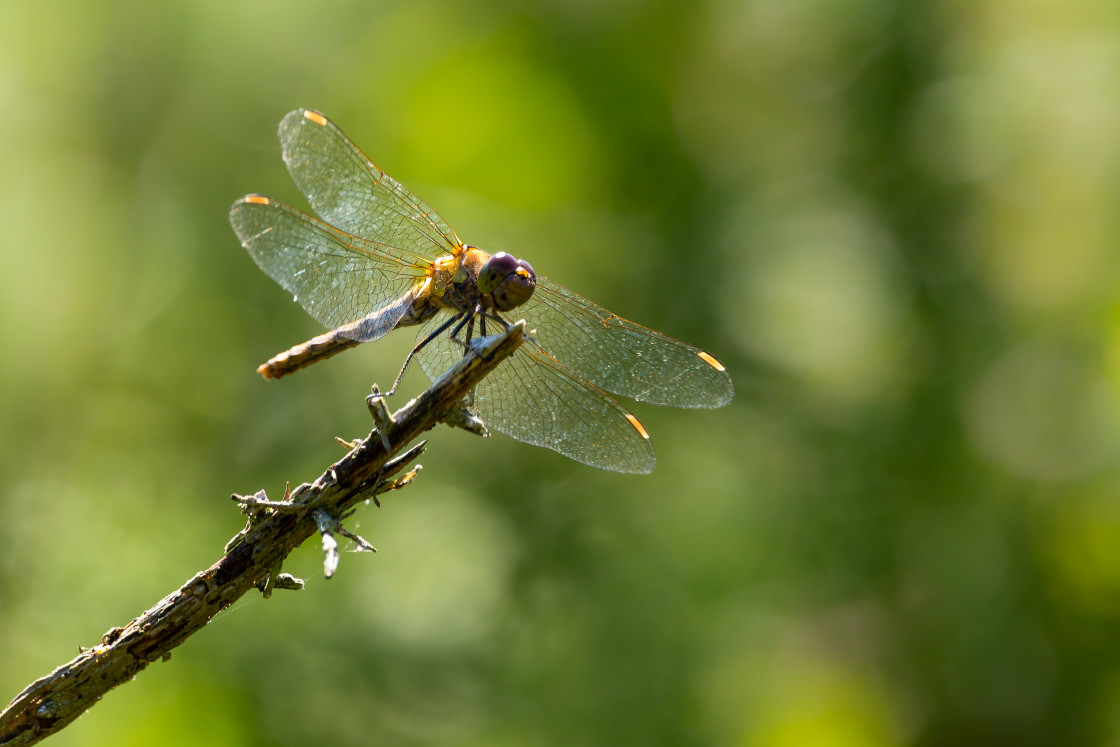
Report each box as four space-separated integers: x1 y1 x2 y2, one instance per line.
0 321 526 747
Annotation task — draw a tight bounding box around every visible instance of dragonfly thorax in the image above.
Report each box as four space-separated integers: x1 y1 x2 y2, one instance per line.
428 247 537 314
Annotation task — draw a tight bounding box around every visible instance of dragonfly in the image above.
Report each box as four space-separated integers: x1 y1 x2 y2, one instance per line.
229 109 732 474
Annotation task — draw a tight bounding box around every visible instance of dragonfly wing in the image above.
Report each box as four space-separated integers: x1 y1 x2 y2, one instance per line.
514 278 734 408
278 109 461 256
414 316 656 474
229 196 427 340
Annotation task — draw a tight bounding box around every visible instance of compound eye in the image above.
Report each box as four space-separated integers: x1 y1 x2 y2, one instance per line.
478 252 519 295
488 252 519 276
493 258 536 310
479 252 537 310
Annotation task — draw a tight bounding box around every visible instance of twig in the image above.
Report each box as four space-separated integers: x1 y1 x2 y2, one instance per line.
0 322 526 747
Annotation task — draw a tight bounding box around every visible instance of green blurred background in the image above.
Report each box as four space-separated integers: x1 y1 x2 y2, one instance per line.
3 0 1120 744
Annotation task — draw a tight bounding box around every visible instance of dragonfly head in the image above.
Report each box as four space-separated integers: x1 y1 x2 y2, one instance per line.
478 251 536 311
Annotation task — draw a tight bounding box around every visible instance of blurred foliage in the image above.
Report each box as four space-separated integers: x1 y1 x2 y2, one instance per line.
2 0 1119 745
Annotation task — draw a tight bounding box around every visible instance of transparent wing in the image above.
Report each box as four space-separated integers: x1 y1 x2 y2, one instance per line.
415 316 656 474
279 109 461 255
229 195 429 340
514 278 734 408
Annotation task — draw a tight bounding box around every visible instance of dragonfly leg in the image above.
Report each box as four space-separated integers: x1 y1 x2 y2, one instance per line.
474 310 508 344
462 315 476 351
486 311 511 331
446 311 474 354
384 312 463 396
490 311 536 343
443 312 481 408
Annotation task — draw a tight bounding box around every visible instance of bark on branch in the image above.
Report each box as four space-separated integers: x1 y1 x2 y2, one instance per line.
0 322 526 747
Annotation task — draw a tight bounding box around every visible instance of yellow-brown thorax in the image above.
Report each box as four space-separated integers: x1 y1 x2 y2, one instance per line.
400 246 537 334
427 246 491 312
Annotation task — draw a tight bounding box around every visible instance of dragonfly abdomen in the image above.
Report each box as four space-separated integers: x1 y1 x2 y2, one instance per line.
257 330 362 379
